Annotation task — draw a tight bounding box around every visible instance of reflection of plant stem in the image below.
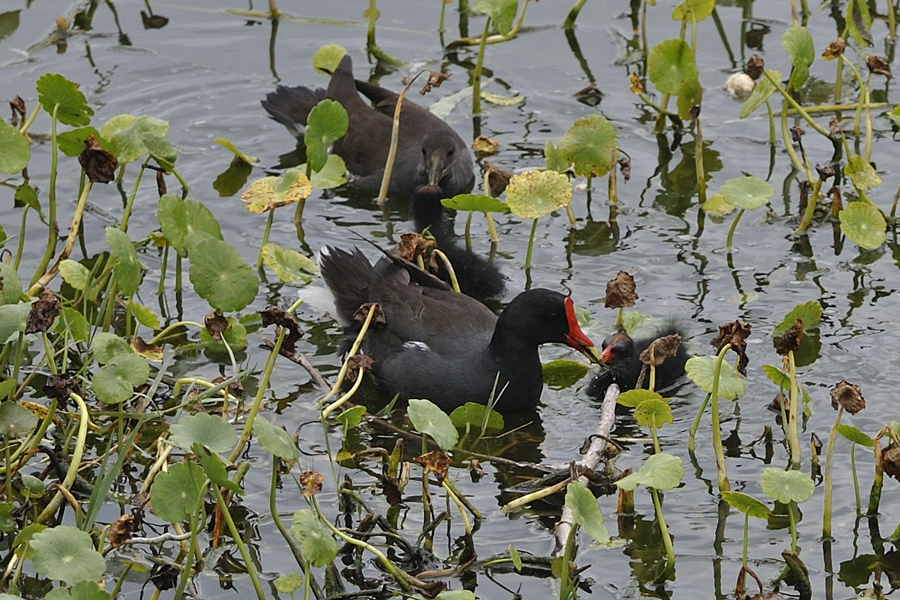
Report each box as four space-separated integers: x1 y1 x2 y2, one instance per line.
850 442 861 512
710 344 731 492
822 405 843 539
256 209 276 269
694 116 706 204
472 18 491 114
451 0 530 46
787 500 798 552
211 485 265 600
524 218 539 270
36 392 90 523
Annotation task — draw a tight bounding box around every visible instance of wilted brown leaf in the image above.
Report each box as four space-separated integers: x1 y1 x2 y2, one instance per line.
204 311 228 340
883 441 900 481
380 475 403 505
43 373 83 403
345 354 374 383
131 336 163 362
574 85 604 107
604 271 638 309
629 73 644 95
414 450 451 483
472 135 499 157
354 303 386 329
298 471 324 497
830 380 865 415
639 334 682 367
866 55 892 77
9 96 26 120
397 232 437 263
78 135 118 184
108 514 136 548
709 320 751 375
259 305 304 354
156 169 167 197
822 38 846 60
485 162 513 197
776 319 803 355
746 54 764 80
420 70 451 95
618 156 631 182
25 289 61 334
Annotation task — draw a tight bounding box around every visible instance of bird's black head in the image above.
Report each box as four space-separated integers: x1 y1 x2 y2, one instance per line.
422 130 459 187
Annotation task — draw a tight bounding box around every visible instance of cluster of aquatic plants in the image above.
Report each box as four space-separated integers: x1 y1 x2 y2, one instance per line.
1 0 900 599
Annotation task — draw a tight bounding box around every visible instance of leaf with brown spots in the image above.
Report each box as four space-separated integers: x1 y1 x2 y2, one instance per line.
709 320 751 375
604 270 638 309
413 450 451 483
639 334 681 367
776 319 803 355
298 471 324 497
830 380 865 415
78 135 118 183
108 514 136 548
25 289 61 334
204 311 228 340
131 336 163 362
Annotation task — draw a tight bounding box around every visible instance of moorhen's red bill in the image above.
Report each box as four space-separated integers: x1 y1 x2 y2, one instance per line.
586 325 690 398
319 246 601 414
262 55 474 200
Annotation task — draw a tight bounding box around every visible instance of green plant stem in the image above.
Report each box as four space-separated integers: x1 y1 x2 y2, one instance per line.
472 18 491 114
867 439 884 516
650 487 676 569
850 443 861 513
524 218 539 270
269 462 322 599
433 249 461 292
120 157 149 232
822 405 843 539
780 100 809 177
484 211 499 242
312 496 423 592
13 205 28 271
212 485 265 600
762 70 833 140
256 208 276 269
787 352 801 469
709 345 731 493
36 392 90 523
788 500 798 553
741 512 749 568
694 116 706 204
319 302 377 411
863 72 873 162
320 367 364 419
797 174 824 233
31 104 60 289
174 512 200 599
725 208 744 249
148 320 205 345
502 477 570 513
563 0 587 28
442 479 472 535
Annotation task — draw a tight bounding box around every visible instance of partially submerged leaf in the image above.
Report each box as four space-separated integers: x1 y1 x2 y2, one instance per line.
505 170 572 219
449 403 504 432
760 468 815 503
839 202 886 250
215 137 258 165
442 194 510 214
719 176 773 210
542 359 589 389
241 170 312 213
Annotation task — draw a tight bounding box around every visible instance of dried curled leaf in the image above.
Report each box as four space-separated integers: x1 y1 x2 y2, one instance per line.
472 135 499 157
604 271 638 309
629 73 644 95
709 320 751 375
882 441 900 481
397 232 437 265
639 334 682 367
485 162 513 197
830 380 865 415
746 54 764 79
204 311 228 340
43 373 83 403
353 303 386 329
259 306 304 354
413 450 451 483
26 289 61 334
776 319 803 355
420 70 451 95
866 55 891 76
78 135 118 184
108 514 136 548
345 354 374 383
298 471 324 497
822 38 846 60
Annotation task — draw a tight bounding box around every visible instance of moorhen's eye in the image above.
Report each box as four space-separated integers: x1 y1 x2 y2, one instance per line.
447 148 454 156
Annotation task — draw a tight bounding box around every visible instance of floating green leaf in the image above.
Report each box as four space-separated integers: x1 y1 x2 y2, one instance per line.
105 227 145 296
30 526 106 585
837 424 874 447
542 359 589 390
740 70 780 118
721 491 771 518
291 509 339 567
199 317 247 349
475 0 518 35
616 452 683 491
648 39 698 95
840 202 886 250
305 100 349 173
215 137 258 165
701 193 736 217
169 413 236 453
91 331 131 364
0 120 30 174
157 195 223 256
45 580 111 600
92 353 149 404
505 170 572 219
150 462 206 523
719 176 773 210
672 0 715 22
565 482 611 545
557 114 619 178
0 402 38 438
773 301 822 337
617 389 661 409
634 398 674 430
844 155 882 190
36 74 93 127
254 418 299 461
760 468 815 503
275 573 304 594
449 403 504 432
261 243 318 283
441 194 511 214
312 44 347 74
100 114 170 165
188 239 259 313
481 91 524 106
685 356 745 399
408 398 459 450
782 26 815 91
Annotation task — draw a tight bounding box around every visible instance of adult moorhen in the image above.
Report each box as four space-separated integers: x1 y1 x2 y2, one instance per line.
262 55 474 200
319 246 601 413
586 325 690 398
